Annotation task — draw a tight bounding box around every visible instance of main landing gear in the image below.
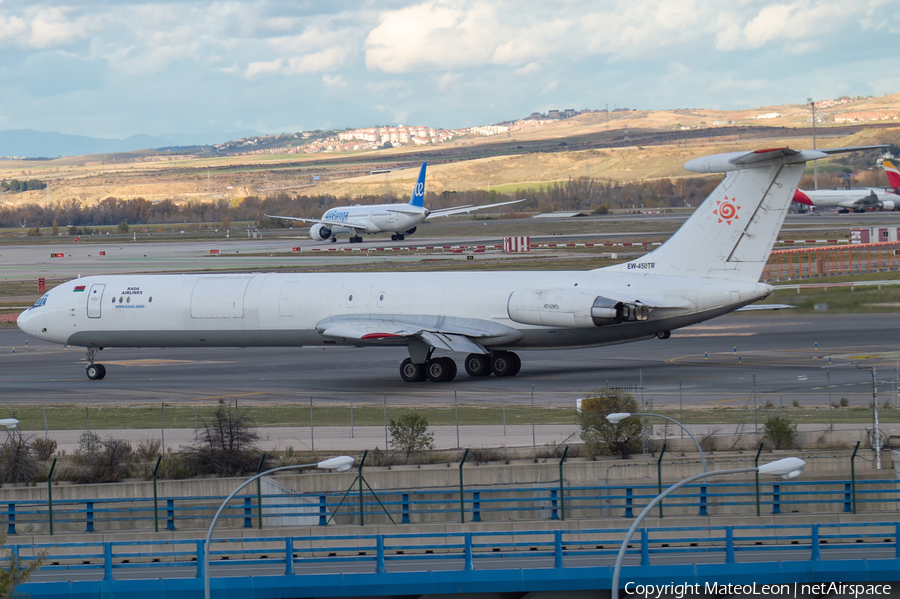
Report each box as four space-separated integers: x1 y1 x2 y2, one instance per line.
399 351 521 383
84 348 106 380
390 234 406 241
349 235 363 243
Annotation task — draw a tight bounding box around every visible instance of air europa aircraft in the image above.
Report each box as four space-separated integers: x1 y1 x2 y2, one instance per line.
266 162 523 243
18 145 877 383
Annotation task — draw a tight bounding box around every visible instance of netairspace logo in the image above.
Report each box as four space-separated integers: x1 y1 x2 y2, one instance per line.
624 582 891 598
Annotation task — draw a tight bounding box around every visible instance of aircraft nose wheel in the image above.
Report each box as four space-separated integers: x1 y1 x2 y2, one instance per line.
86 364 106 380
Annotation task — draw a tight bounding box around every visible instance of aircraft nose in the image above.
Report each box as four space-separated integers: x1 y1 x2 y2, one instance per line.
16 309 39 337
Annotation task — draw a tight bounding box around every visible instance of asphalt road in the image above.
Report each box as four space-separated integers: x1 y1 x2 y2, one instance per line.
2 313 898 410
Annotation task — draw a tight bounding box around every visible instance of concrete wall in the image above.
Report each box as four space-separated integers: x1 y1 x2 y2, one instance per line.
0 450 894 536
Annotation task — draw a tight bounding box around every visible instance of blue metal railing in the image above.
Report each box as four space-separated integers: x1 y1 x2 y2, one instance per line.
4 521 899 582
1 479 897 535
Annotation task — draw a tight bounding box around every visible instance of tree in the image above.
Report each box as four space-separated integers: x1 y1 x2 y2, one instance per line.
184 402 261 476
0 437 41 485
51 219 58 236
576 390 643 458
118 221 129 233
763 416 797 449
389 412 434 463
0 533 44 595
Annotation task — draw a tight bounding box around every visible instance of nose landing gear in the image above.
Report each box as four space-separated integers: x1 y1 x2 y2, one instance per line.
84 348 106 380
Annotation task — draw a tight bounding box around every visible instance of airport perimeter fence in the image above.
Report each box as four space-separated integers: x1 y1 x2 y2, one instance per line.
0 448 896 537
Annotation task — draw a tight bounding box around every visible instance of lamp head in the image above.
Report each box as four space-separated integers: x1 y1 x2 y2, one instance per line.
757 457 805 480
317 456 355 472
0 418 19 430
606 412 631 424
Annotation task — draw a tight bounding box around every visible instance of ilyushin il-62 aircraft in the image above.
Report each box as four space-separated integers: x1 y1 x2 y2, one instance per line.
266 162 523 242
17 145 879 383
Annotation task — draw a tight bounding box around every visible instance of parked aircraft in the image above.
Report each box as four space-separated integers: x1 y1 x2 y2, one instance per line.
792 157 898 212
17 146 880 383
267 162 523 242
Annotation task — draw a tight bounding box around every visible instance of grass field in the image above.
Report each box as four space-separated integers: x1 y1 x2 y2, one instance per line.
3 402 896 433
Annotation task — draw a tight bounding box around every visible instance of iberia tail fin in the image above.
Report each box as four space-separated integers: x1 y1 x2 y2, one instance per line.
883 160 900 191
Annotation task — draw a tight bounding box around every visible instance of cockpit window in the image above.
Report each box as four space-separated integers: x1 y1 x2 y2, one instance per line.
32 294 49 308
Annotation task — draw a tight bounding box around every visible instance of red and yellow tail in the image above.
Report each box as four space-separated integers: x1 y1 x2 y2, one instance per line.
883 160 900 190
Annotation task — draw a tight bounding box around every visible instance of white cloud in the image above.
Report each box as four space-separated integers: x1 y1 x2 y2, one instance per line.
29 7 95 48
542 80 558 94
287 46 351 74
0 13 26 43
322 73 346 88
515 62 540 75
438 72 459 92
246 58 283 78
366 2 498 73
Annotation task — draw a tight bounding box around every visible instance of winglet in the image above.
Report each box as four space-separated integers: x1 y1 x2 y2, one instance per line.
883 159 900 190
409 162 427 207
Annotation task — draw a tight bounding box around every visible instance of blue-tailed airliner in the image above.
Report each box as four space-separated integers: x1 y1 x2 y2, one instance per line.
267 163 523 242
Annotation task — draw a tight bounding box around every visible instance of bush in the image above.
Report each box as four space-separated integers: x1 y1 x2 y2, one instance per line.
31 438 57 460
0 437 41 484
72 438 135 483
576 390 642 458
136 438 162 461
389 412 434 463
763 416 797 449
182 403 260 476
840 397 850 407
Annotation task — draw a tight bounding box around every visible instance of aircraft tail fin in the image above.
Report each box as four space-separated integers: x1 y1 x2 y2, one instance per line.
606 146 886 282
883 159 900 191
409 162 427 207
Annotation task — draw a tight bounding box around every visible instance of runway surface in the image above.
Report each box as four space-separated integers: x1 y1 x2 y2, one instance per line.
4 211 900 283
2 313 899 410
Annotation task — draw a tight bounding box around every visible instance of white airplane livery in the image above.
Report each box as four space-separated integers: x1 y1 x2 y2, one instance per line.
267 162 523 242
792 158 898 212
17 146 878 383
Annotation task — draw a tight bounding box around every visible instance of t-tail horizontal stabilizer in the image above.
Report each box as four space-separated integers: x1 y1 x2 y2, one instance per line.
611 146 887 283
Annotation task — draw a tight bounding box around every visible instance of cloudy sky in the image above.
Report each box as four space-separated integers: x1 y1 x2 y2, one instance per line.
0 0 898 139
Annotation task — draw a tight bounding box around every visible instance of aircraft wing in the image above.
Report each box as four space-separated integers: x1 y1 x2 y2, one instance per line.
316 314 524 353
425 198 525 219
264 214 373 230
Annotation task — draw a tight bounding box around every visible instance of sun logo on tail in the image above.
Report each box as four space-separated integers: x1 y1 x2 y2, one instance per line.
713 196 740 225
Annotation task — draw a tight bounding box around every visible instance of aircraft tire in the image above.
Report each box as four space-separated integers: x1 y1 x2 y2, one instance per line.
491 352 520 377
391 234 398 241
397 234 405 241
400 358 427 382
426 357 457 382
464 353 492 377
86 364 106 380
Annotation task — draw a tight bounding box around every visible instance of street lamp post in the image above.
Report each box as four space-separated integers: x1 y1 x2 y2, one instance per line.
607 412 706 475
610 457 805 599
203 456 354 599
856 364 882 470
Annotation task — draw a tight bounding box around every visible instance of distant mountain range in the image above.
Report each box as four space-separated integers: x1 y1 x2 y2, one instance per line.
0 129 264 158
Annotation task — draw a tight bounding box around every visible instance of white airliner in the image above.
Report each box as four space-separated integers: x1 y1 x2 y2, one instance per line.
267 162 523 242
792 159 900 212
17 145 878 383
